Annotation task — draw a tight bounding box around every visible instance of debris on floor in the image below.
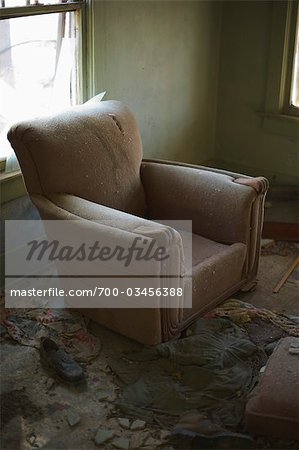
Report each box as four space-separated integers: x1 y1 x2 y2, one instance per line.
261 240 299 257
172 411 255 449
94 428 115 446
1 245 299 449
66 409 81 427
109 317 266 430
272 255 299 293
0 304 101 362
204 298 299 337
261 239 275 249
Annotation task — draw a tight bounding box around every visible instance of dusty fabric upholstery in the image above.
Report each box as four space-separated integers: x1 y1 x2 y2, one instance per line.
8 100 145 216
7 99 269 345
245 337 299 441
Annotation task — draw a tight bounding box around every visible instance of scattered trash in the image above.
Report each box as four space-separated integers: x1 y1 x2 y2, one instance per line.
160 429 171 441
111 318 266 429
261 241 299 257
46 377 55 390
117 417 130 429
94 428 114 446
2 316 46 347
0 307 101 362
171 431 255 449
66 409 81 427
144 435 161 447
204 299 299 337
130 419 146 431
273 255 299 293
26 433 36 445
97 391 110 401
243 318 286 347
46 401 69 415
261 239 275 249
112 436 130 449
171 411 255 449
2 293 298 449
108 301 299 441
130 432 149 448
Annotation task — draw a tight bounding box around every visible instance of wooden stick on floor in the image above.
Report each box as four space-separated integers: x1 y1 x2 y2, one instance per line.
273 255 299 294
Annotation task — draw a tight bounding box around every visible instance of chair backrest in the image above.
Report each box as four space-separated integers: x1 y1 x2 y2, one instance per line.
8 100 146 216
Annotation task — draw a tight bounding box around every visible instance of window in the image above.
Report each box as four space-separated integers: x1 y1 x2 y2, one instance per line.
284 0 299 116
289 4 299 110
263 0 299 137
0 0 85 171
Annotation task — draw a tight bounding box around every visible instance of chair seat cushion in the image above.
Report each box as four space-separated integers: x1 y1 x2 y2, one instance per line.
191 234 236 266
183 235 247 320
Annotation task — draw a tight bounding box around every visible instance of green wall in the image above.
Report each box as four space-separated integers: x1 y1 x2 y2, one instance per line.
215 1 299 185
92 0 222 164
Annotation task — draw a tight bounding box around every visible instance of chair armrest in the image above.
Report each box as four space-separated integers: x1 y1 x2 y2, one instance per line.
140 160 268 247
45 192 183 251
30 193 185 278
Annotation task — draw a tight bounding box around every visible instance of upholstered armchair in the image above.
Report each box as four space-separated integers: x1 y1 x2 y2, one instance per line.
8 99 268 345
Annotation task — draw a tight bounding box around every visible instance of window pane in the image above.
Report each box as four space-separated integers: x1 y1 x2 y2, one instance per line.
0 0 78 7
291 11 299 107
0 11 79 159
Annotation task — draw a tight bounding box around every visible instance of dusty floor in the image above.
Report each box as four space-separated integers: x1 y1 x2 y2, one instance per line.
1 242 298 450
237 241 299 316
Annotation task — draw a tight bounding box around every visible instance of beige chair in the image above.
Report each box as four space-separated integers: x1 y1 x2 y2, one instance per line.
8 99 268 345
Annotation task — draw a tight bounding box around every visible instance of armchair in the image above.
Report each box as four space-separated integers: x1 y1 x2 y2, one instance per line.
7 99 268 345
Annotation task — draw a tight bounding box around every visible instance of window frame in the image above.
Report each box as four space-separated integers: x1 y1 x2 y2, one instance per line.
0 0 90 174
262 0 299 138
0 1 84 19
0 0 86 101
287 1 299 116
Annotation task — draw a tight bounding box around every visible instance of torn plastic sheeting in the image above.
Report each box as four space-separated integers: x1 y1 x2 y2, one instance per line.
172 411 255 449
111 318 266 429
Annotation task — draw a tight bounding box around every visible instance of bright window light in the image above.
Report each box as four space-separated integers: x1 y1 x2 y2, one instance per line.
290 12 299 108
0 11 79 160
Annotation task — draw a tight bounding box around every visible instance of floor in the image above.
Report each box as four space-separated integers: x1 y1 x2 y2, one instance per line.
1 241 298 450
237 240 299 316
